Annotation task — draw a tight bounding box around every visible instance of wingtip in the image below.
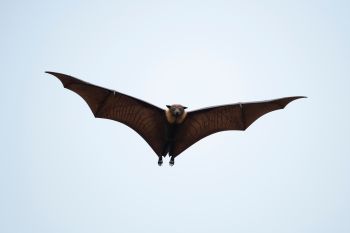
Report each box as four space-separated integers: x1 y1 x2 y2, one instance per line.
45 71 58 75
45 71 67 80
45 71 72 87
279 96 307 109
291 96 307 100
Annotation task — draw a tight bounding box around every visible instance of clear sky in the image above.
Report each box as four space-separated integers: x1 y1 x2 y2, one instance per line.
1 0 349 232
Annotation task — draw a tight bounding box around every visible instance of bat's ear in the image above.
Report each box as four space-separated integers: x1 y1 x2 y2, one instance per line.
183 106 188 109
166 105 171 109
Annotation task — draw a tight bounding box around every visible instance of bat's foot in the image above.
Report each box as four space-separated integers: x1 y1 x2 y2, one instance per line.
158 157 163 166
169 157 175 166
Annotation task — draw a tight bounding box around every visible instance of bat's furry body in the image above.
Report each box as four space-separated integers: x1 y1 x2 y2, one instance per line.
46 71 306 166
162 105 188 165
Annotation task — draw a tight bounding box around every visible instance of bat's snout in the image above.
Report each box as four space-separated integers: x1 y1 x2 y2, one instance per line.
174 109 183 117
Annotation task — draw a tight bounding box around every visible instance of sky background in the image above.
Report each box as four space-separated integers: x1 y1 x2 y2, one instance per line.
1 0 349 232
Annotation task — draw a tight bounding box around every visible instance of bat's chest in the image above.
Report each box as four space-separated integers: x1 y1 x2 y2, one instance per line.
165 123 179 141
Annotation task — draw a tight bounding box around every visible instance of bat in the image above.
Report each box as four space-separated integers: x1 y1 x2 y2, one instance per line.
46 71 306 166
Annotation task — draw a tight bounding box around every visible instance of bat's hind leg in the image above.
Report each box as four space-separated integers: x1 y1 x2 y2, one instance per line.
158 156 163 166
169 156 175 166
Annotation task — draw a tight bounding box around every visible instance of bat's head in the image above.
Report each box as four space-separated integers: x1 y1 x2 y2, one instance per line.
166 104 187 117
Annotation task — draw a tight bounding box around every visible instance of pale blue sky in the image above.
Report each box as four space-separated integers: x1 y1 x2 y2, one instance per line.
1 1 349 232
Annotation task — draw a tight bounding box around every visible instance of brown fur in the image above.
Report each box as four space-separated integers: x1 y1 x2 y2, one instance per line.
165 109 187 124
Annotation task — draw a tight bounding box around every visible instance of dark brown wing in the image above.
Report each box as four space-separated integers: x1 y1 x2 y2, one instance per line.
170 96 306 156
46 71 167 156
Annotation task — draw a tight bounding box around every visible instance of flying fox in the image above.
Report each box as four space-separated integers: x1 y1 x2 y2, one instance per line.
46 71 306 166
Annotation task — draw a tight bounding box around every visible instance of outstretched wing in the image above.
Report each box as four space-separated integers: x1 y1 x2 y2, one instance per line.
46 71 167 156
170 96 306 156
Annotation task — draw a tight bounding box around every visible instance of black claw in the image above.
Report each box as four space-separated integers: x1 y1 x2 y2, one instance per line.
158 158 163 166
169 158 175 166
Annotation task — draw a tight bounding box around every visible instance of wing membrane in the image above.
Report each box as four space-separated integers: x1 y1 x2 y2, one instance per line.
47 71 167 156
170 96 305 156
